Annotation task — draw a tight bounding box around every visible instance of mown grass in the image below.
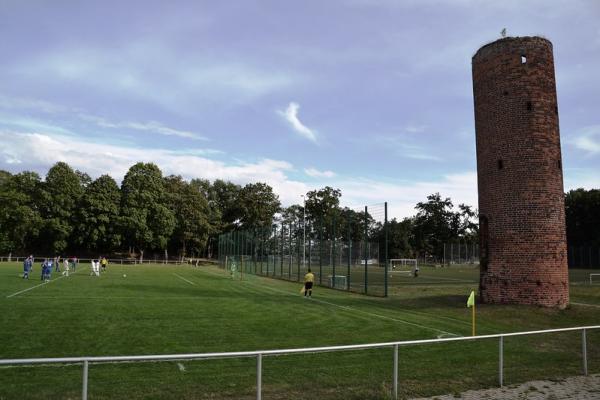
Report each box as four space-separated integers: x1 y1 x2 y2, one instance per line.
0 262 599 399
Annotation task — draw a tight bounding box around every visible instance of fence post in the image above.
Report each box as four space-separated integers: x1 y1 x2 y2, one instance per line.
82 359 89 400
582 328 588 376
499 336 504 387
319 219 323 285
256 353 262 400
385 202 388 297
364 206 368 294
393 344 398 399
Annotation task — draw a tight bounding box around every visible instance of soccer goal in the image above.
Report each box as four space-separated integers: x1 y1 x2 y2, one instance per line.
328 275 347 290
590 274 600 285
390 258 418 275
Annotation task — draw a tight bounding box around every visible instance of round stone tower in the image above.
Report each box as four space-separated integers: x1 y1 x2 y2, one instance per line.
472 36 569 307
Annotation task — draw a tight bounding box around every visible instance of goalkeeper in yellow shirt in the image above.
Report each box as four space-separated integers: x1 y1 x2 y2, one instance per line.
303 269 315 298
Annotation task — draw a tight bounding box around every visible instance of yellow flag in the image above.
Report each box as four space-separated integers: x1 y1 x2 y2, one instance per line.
467 290 475 307
300 286 306 294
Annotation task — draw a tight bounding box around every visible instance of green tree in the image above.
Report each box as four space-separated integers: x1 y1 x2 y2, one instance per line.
73 175 122 253
190 179 223 258
411 193 459 260
39 162 85 254
239 182 281 229
0 171 43 254
212 179 243 230
305 186 342 239
121 163 175 260
565 188 600 246
164 175 211 258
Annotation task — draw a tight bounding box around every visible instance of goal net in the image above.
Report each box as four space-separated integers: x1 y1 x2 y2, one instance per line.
328 275 347 289
390 259 418 276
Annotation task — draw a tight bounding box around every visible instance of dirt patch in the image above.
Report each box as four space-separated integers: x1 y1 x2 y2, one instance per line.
410 374 600 399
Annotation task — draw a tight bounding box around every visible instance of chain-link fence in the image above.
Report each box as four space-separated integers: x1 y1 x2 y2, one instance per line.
442 241 479 265
218 203 389 296
568 246 600 268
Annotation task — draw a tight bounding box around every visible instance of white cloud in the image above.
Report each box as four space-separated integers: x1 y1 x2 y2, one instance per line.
78 114 207 141
373 136 441 161
0 130 308 206
304 167 336 178
564 168 600 191
279 102 317 142
13 47 298 114
0 95 206 141
570 125 600 155
404 124 427 133
337 172 478 220
0 95 80 114
0 130 481 219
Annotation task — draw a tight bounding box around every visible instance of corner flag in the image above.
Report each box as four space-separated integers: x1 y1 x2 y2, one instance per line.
467 291 475 307
467 290 476 336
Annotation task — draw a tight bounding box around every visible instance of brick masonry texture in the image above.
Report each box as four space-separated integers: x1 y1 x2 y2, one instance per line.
472 36 569 307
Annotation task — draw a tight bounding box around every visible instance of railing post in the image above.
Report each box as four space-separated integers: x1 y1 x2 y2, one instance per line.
499 336 504 387
582 328 588 376
257 353 262 400
82 359 89 400
393 344 398 399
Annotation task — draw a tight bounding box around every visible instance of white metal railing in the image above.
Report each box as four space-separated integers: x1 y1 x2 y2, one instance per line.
0 325 597 400
590 274 600 284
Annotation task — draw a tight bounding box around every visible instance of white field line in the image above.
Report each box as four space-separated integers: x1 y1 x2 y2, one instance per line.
262 284 460 338
204 268 472 328
173 273 196 286
193 268 461 337
571 302 600 308
6 274 69 298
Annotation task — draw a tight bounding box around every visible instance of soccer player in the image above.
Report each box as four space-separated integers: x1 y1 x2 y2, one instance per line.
40 259 46 281
62 259 70 277
101 257 108 272
303 268 315 298
23 256 32 279
46 260 52 281
54 256 60 272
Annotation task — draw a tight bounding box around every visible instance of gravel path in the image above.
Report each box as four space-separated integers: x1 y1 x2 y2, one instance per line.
411 374 600 399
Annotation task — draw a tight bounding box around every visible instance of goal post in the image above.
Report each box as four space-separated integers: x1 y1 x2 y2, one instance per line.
390 259 418 277
390 259 418 270
590 273 600 285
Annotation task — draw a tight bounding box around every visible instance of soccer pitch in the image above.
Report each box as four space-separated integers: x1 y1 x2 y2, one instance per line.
1 262 599 399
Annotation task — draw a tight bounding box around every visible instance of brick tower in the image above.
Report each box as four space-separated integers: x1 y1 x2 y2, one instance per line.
472 36 569 307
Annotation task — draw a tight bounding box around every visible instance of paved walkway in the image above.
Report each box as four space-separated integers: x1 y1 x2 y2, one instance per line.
411 374 600 399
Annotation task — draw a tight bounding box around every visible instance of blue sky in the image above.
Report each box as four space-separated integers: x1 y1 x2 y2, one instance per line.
1 0 599 219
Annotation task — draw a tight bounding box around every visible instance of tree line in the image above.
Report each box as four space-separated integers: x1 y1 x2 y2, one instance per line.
1 161 597 260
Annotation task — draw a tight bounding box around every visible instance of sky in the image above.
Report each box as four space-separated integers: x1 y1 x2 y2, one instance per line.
1 0 599 219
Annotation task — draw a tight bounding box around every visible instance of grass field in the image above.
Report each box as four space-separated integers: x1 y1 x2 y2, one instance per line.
1 261 599 399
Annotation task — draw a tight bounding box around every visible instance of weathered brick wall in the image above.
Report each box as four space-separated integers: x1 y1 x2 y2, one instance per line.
472 36 569 308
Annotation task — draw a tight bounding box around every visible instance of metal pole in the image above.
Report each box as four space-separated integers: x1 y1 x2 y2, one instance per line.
364 206 368 294
256 353 262 400
82 359 89 400
582 328 588 376
385 202 388 297
319 219 323 285
393 344 398 399
332 215 336 288
347 213 351 291
302 195 306 268
499 336 504 387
